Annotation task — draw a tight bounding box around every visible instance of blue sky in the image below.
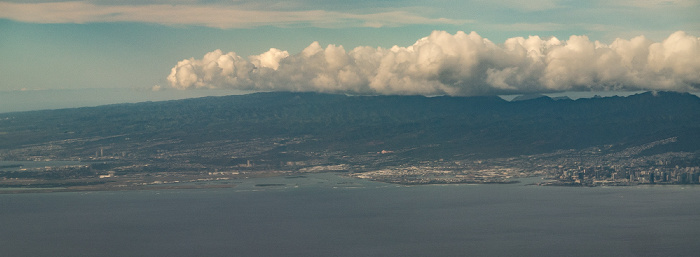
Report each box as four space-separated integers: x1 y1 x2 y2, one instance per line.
0 0 698 109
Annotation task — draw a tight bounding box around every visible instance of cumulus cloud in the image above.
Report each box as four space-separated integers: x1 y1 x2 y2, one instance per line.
168 31 700 96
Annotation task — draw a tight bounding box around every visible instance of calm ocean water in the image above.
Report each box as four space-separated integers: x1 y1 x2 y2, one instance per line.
1 173 699 257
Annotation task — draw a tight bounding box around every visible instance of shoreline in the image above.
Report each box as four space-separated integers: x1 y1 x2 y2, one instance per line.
4 172 697 194
0 182 236 194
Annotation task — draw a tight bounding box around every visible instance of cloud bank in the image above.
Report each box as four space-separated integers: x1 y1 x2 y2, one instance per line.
0 2 469 28
168 31 700 96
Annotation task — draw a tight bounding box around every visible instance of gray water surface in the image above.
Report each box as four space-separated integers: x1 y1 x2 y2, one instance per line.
1 173 698 257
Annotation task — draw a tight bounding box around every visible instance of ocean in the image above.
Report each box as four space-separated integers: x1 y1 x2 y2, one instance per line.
1 173 699 257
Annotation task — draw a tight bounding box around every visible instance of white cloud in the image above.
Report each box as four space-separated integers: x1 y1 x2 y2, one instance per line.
614 0 698 8
486 23 566 32
480 0 563 12
168 31 700 96
0 1 471 28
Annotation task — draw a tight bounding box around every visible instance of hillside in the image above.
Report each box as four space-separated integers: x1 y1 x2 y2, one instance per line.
0 91 699 187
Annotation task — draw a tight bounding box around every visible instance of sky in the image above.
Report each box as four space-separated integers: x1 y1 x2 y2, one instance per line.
1 0 699 111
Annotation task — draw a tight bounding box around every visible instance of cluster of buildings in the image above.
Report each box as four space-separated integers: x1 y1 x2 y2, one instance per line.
552 165 700 186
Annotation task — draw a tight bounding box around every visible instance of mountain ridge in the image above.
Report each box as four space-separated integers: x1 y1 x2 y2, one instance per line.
1 91 698 165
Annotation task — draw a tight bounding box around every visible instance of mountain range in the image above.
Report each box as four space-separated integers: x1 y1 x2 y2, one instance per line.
1 91 699 171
